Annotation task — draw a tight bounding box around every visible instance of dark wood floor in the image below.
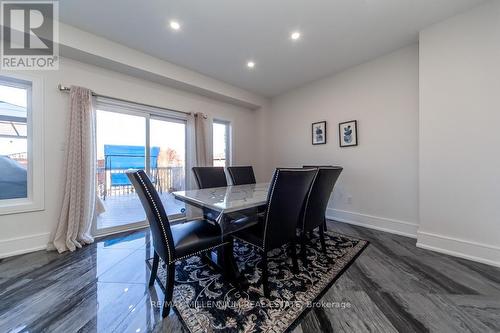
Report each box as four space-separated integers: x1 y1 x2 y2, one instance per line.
0 221 499 333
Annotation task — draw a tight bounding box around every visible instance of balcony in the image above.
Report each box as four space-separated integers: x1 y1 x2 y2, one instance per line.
96 165 186 230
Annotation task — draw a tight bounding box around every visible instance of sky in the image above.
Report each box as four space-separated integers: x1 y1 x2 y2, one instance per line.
0 85 27 108
0 85 28 156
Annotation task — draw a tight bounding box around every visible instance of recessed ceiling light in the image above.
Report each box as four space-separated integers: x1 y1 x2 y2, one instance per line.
291 31 301 40
169 20 181 30
247 61 255 69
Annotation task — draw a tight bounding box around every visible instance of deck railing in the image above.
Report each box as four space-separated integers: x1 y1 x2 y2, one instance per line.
97 166 185 199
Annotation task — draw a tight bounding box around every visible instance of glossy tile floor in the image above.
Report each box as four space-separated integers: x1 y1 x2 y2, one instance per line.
97 192 185 230
0 221 499 332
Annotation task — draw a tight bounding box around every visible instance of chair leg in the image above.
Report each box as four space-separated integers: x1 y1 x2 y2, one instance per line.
262 252 270 298
149 252 159 287
300 231 308 268
290 242 299 273
319 225 327 253
162 263 175 318
323 217 328 231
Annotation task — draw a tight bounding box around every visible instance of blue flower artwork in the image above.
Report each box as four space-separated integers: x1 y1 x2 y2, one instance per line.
312 121 327 145
343 125 353 143
339 120 358 147
315 127 324 141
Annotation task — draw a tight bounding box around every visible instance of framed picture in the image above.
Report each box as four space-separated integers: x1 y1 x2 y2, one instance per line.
312 121 327 145
339 120 358 147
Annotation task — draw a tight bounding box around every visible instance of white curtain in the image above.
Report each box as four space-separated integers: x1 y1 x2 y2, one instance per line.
185 112 212 219
194 112 213 167
186 112 213 190
52 86 96 253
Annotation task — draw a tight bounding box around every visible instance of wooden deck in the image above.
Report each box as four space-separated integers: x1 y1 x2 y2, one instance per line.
96 192 185 230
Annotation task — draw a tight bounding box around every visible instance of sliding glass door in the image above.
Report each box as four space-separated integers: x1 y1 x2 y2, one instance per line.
149 117 186 217
95 103 186 234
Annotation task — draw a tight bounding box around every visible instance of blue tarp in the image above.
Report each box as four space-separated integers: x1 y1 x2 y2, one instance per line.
104 145 159 186
0 156 27 199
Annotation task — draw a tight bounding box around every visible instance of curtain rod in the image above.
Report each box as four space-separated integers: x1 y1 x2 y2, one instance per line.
57 84 207 118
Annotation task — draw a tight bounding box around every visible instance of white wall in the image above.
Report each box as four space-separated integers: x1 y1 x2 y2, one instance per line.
418 1 500 266
0 57 267 258
268 45 420 237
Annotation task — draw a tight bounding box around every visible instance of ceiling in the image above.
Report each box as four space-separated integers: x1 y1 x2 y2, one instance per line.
59 0 487 97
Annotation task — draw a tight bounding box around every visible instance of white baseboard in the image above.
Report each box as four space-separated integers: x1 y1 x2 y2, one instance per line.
326 208 418 238
416 231 500 268
326 208 499 268
0 232 50 259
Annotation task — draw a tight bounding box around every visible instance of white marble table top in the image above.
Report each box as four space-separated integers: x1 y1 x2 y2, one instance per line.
172 183 269 213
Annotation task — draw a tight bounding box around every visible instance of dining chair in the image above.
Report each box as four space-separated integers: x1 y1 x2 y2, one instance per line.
227 165 265 217
126 170 228 318
227 166 256 185
299 166 343 266
192 166 227 189
302 165 341 231
191 166 229 221
233 168 317 298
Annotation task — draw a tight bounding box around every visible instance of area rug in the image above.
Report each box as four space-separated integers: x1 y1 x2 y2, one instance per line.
148 231 368 333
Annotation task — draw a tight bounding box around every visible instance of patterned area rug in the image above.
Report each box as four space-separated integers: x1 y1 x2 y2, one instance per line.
148 231 368 333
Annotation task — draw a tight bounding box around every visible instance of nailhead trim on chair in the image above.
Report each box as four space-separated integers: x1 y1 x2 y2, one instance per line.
136 172 173 264
137 170 229 265
173 242 230 262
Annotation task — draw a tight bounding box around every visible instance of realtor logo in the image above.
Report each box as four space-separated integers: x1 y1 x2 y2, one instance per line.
1 0 59 70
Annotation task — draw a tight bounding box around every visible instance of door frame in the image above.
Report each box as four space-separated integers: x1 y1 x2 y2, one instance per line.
93 103 188 237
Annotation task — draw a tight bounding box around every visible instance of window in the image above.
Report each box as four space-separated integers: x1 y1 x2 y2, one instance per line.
95 98 187 233
213 120 230 167
0 75 44 214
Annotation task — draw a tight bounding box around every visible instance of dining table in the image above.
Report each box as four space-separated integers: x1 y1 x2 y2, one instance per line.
172 182 269 289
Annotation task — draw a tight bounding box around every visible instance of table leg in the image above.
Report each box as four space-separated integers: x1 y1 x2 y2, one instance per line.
216 212 249 290
220 238 249 290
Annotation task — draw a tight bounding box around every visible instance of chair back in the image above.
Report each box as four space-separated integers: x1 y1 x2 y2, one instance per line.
263 168 317 250
303 165 341 169
192 167 227 189
126 170 175 263
301 166 343 231
227 166 256 185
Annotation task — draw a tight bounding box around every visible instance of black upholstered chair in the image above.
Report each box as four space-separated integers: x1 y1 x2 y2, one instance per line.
234 168 317 297
299 166 343 266
302 165 341 231
227 166 256 185
191 167 228 221
127 170 227 317
192 167 227 189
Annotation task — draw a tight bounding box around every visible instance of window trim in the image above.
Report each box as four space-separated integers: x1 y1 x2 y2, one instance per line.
213 119 231 167
0 74 45 215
